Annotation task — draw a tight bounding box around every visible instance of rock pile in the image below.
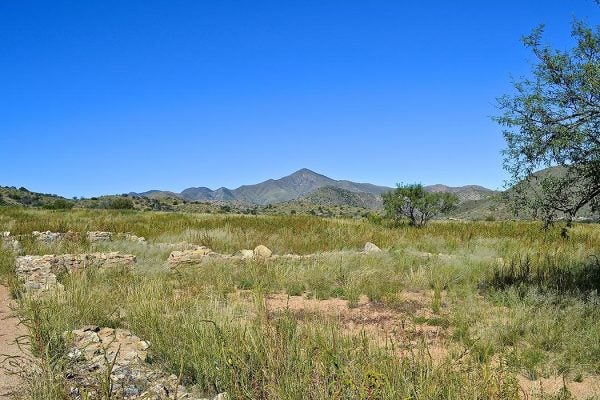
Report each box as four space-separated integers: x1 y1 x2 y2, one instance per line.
15 253 136 295
168 243 388 267
120 233 147 244
168 246 216 265
1 231 21 253
65 326 225 399
87 231 148 244
168 245 277 266
87 231 112 242
32 230 80 243
31 230 148 245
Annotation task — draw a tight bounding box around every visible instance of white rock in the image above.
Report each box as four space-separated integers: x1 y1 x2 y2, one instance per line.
364 242 381 253
238 249 254 259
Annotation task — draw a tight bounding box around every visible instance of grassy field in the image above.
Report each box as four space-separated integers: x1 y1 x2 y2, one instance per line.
1 208 599 399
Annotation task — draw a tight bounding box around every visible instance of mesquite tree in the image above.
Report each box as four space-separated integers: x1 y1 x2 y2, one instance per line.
495 15 599 228
382 184 458 227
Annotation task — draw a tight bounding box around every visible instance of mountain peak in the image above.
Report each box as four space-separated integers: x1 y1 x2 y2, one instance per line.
289 168 322 177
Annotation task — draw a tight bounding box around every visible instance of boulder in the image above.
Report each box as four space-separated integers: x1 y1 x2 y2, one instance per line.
364 242 381 253
253 245 272 259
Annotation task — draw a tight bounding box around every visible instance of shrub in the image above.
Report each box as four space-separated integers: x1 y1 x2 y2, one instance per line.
108 198 135 210
43 199 75 210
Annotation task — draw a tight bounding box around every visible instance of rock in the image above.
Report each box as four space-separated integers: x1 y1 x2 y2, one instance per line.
253 245 272 259
364 242 381 253
238 249 254 259
64 327 197 399
168 247 213 265
122 233 147 244
15 253 136 295
87 231 112 242
32 230 66 243
32 230 80 243
1 232 21 253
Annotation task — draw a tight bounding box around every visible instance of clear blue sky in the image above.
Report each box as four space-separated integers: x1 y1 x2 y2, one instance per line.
1 1 598 198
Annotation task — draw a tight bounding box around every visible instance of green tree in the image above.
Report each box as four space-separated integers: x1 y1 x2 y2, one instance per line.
495 14 599 228
382 184 458 227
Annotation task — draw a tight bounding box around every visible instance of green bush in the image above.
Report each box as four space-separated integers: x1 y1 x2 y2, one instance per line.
107 198 135 210
42 199 75 210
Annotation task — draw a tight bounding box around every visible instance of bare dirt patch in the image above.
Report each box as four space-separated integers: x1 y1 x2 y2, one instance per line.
0 285 27 397
518 375 600 399
264 291 449 359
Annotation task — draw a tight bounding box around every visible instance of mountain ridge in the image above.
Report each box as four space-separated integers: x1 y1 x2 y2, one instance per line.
132 168 396 205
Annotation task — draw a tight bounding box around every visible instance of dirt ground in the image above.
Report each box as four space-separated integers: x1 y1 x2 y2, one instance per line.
264 291 449 360
0 285 27 398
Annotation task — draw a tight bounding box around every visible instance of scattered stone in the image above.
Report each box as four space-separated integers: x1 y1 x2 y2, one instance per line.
32 230 80 243
87 231 112 242
168 247 215 265
121 233 147 244
15 253 136 295
1 232 21 253
32 230 66 243
364 242 381 253
253 245 272 259
64 326 198 399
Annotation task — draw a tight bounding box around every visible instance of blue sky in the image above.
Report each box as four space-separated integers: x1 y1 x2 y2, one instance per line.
1 1 598 198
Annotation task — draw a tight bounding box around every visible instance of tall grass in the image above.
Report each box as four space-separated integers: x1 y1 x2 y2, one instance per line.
1 208 598 398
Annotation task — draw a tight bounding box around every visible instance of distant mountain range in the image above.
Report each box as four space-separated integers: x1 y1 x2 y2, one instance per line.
3 167 596 220
131 168 496 208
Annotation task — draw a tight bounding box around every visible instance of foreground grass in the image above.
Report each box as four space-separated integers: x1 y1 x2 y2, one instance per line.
1 208 599 399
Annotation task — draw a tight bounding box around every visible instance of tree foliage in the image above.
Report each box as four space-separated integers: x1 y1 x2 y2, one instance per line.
495 15 599 226
382 184 458 227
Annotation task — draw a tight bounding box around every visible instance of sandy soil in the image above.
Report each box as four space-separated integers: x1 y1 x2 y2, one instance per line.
0 285 27 398
264 291 449 359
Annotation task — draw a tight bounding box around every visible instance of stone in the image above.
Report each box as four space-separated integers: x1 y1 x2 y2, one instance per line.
87 231 112 242
364 242 381 253
238 249 254 259
32 230 80 243
168 247 213 265
15 253 136 295
64 327 199 399
122 233 147 244
32 230 66 243
1 232 21 253
253 245 272 259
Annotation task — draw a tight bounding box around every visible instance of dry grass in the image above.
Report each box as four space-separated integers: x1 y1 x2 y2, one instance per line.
0 208 599 399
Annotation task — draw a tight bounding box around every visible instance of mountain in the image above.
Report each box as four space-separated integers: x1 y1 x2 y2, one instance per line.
298 186 383 209
132 169 393 205
424 184 497 202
